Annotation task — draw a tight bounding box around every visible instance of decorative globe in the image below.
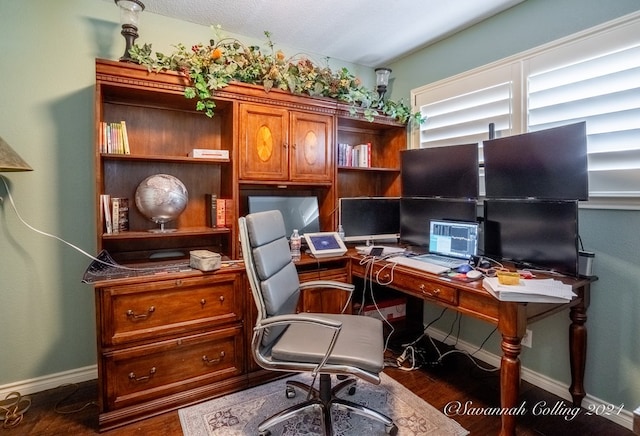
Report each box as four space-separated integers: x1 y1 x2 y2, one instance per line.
134 174 188 232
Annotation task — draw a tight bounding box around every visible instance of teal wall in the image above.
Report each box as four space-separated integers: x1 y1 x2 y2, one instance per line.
1 0 639 419
0 0 367 387
387 0 640 413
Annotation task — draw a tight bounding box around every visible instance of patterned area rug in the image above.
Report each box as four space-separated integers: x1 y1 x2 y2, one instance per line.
179 372 468 435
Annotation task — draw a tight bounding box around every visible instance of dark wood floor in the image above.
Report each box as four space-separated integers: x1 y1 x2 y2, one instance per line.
2 349 634 436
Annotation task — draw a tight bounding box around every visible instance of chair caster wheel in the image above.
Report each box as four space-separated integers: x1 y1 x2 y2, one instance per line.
347 386 356 395
259 431 271 436
386 424 398 435
285 386 296 399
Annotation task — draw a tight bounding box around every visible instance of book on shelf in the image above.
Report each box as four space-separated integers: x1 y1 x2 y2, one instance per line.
100 121 131 155
215 198 234 228
100 194 112 234
337 142 371 168
111 197 129 233
205 194 217 227
188 149 229 159
482 277 576 303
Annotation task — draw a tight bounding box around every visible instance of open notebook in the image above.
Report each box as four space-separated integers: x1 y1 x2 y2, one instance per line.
394 220 479 273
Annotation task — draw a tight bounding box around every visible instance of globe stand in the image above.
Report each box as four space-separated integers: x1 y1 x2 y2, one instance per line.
148 221 177 233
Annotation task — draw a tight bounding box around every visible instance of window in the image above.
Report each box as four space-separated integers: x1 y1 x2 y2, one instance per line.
411 12 640 204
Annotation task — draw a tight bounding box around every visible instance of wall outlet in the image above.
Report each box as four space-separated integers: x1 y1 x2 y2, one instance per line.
522 329 532 348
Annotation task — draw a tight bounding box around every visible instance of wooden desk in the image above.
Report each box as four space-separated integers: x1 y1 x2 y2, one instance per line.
348 251 592 436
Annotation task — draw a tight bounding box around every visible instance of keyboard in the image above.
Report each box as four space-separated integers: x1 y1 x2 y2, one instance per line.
420 254 466 268
389 255 450 274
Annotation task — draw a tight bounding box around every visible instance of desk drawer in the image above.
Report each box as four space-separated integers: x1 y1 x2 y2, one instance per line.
98 274 243 346
352 262 458 305
397 275 458 305
102 326 244 410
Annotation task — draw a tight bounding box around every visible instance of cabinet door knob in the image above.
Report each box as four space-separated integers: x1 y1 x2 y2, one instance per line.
128 367 156 382
202 351 225 365
126 306 155 320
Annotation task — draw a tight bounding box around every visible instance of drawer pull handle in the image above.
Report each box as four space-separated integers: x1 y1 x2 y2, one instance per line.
126 306 155 320
418 284 440 296
219 295 225 303
200 299 206 307
202 351 225 365
129 367 156 382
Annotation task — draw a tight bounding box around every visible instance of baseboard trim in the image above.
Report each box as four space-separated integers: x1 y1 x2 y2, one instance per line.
425 326 633 431
0 365 97 398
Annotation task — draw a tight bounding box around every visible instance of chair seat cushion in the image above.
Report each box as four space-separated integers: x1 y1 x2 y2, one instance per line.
271 314 384 374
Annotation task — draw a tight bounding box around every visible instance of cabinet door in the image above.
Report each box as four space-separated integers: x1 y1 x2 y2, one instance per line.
239 103 288 181
297 269 350 314
290 112 333 183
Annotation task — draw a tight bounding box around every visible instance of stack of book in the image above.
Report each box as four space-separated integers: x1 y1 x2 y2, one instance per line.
337 142 371 168
100 195 129 234
205 194 234 228
482 277 576 303
99 121 130 154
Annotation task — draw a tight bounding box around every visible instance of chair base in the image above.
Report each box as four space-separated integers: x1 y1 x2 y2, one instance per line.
257 374 398 436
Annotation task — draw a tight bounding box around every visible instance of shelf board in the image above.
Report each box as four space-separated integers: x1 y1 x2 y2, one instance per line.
101 153 230 164
102 226 231 240
338 166 400 173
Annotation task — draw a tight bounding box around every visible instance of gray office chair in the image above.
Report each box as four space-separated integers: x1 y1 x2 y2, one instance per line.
239 210 397 436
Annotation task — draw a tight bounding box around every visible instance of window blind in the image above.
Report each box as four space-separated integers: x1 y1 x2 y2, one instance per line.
527 44 640 197
415 64 516 149
411 12 640 202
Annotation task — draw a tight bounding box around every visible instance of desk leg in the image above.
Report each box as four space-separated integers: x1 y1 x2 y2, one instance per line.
569 301 588 406
499 334 521 436
498 302 525 436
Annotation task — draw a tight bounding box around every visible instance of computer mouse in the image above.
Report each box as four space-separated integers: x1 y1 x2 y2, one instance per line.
456 264 472 273
466 269 483 279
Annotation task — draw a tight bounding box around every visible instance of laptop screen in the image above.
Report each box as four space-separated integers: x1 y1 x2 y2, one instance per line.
428 220 479 260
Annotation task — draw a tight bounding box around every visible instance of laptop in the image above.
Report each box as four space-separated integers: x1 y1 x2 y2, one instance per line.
404 219 479 271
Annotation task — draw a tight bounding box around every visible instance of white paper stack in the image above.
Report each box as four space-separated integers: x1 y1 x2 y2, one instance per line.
483 277 576 303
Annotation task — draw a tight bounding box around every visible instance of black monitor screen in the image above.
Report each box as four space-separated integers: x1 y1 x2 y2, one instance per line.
401 143 479 198
399 198 478 248
248 196 320 237
483 199 579 276
483 122 588 200
339 197 400 242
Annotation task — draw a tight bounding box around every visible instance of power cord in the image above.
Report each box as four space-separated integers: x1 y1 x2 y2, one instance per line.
394 309 499 373
0 175 187 275
53 383 99 415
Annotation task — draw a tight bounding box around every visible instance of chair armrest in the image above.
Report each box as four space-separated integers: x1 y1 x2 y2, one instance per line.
255 313 342 376
256 313 342 330
299 280 355 293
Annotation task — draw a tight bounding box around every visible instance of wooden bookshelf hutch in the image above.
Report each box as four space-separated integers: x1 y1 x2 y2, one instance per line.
92 58 406 430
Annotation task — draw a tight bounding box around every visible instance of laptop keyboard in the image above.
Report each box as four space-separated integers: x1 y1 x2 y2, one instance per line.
390 256 450 274
423 254 466 268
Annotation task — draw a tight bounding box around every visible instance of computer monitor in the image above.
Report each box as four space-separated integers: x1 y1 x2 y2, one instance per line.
401 143 479 198
483 121 588 200
247 195 320 237
399 198 478 249
339 197 400 243
483 199 579 276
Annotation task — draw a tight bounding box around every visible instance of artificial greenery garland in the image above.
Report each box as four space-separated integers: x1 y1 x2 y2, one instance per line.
129 29 423 125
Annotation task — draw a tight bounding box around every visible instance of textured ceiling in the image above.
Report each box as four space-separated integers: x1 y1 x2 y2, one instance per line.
111 0 523 67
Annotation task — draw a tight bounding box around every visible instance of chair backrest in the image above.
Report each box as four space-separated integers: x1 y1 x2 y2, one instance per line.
239 210 301 348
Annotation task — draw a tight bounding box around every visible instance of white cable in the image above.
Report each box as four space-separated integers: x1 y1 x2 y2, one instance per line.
0 175 171 273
